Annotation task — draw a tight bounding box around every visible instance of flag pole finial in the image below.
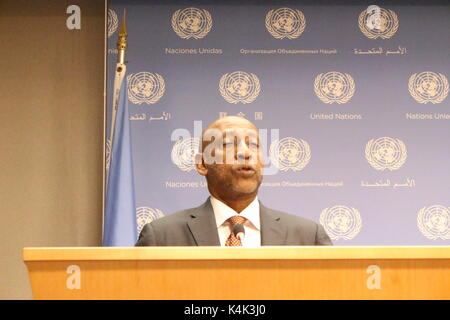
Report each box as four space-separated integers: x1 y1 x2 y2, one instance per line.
117 9 127 65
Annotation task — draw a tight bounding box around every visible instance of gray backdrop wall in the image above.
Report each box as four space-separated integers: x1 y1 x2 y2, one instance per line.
0 0 104 299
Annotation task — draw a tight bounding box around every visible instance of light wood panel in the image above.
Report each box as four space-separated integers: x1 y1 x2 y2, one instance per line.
23 247 450 299
23 246 450 260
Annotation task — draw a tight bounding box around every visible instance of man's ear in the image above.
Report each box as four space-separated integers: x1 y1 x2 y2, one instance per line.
195 153 207 176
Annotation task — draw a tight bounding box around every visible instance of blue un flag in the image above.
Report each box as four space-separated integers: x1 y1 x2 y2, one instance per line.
103 76 137 246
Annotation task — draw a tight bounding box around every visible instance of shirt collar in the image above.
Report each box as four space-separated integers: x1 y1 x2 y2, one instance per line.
210 196 260 230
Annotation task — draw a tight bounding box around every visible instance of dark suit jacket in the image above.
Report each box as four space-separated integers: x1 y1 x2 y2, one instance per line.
135 198 332 246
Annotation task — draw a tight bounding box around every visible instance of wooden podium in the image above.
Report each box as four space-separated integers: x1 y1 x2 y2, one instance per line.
23 246 450 299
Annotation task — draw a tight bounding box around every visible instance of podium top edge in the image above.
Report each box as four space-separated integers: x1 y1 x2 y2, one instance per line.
22 246 450 261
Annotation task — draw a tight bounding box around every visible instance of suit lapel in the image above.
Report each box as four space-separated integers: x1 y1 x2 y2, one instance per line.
187 198 221 246
260 203 287 245
186 199 287 246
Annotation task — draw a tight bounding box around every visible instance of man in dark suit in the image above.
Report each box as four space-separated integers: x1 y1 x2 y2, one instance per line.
136 116 332 246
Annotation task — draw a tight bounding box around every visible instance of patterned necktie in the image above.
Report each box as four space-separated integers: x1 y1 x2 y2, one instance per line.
225 215 247 246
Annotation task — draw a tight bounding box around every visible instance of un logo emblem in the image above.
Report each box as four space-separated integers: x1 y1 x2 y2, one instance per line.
219 71 261 104
127 72 165 105
269 137 311 171
365 137 407 171
171 8 212 39
171 138 200 172
314 72 355 104
320 205 362 240
265 8 306 39
107 9 118 38
136 207 164 234
358 7 398 39
408 72 449 104
417 205 450 240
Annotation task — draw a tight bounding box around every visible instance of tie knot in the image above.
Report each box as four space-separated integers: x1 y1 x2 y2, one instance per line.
228 215 247 226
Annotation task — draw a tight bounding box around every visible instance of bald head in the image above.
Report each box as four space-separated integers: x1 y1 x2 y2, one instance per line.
201 116 257 152
206 116 257 131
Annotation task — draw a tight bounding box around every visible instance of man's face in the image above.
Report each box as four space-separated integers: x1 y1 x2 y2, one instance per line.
197 118 264 197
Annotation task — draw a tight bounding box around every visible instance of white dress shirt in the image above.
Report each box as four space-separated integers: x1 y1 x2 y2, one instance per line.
210 196 261 247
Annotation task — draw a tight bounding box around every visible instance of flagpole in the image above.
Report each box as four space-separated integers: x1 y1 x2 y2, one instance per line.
107 9 127 189
103 8 137 246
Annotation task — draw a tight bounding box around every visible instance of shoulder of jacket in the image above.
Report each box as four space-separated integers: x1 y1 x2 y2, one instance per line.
262 205 319 229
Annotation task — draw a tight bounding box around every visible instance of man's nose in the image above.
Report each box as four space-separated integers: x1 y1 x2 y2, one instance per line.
236 143 251 160
237 152 250 160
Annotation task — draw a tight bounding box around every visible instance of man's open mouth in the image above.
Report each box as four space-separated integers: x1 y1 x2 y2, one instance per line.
234 165 257 176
